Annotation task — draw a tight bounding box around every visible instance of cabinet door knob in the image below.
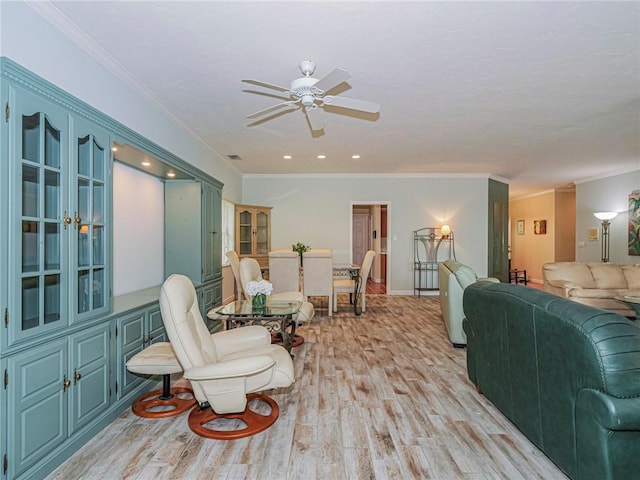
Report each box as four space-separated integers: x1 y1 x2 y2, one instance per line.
62 374 71 392
63 211 72 230
73 368 82 384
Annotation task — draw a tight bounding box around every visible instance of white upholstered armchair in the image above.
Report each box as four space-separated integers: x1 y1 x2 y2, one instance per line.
159 274 295 439
302 250 334 316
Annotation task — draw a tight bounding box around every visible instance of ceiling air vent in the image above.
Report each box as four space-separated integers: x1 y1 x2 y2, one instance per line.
227 154 242 161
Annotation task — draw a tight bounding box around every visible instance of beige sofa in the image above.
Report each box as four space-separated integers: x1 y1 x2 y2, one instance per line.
542 262 640 316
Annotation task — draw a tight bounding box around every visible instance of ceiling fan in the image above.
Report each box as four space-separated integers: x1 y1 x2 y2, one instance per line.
242 60 380 131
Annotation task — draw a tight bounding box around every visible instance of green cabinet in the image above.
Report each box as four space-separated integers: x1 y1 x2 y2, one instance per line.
198 280 223 333
6 323 110 479
0 56 223 480
116 305 167 399
165 181 222 285
6 86 111 348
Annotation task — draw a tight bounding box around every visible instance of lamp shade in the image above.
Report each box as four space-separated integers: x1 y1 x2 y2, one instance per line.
440 224 451 235
593 212 618 221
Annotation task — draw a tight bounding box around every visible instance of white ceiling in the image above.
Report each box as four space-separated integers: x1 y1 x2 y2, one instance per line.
39 1 639 197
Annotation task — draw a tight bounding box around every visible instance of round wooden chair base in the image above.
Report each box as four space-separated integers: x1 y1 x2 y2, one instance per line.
188 393 279 440
132 387 196 418
271 334 304 348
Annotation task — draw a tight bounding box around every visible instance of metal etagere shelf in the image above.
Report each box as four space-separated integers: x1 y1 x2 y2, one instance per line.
414 227 455 295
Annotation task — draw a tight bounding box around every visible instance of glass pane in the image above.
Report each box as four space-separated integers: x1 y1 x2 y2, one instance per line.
93 139 104 181
93 182 104 223
44 274 61 324
239 211 251 226
44 118 60 168
22 276 39 330
93 269 104 309
44 169 59 219
22 165 39 217
93 225 104 265
78 224 90 267
256 212 268 228
78 269 89 314
44 222 60 270
78 178 89 224
22 113 40 163
22 221 39 273
78 135 90 176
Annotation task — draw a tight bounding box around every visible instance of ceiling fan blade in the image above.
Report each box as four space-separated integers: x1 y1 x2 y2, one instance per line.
305 106 325 131
313 68 351 93
246 101 298 119
242 79 290 93
322 95 380 114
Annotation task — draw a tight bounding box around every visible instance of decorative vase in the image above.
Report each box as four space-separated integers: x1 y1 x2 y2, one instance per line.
252 293 267 309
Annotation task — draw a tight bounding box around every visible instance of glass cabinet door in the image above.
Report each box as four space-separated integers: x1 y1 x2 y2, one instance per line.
237 209 253 255
73 120 110 321
12 96 69 343
255 210 269 255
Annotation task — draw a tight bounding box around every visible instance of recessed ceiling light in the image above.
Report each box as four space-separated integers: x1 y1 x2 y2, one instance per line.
317 154 326 159
352 155 360 159
167 172 176 178
283 155 292 159
111 146 118 152
141 161 151 167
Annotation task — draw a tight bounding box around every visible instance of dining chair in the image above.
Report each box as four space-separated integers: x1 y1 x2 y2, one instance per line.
226 250 245 300
302 250 333 316
333 250 376 313
268 251 302 294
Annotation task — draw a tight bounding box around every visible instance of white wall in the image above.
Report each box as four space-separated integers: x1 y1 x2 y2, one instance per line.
575 169 640 264
242 174 491 293
112 163 165 296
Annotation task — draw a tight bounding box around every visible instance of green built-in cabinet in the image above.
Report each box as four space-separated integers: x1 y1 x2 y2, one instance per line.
165 180 222 284
0 58 223 480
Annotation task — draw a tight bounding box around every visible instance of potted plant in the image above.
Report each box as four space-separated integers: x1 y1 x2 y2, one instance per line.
292 242 310 266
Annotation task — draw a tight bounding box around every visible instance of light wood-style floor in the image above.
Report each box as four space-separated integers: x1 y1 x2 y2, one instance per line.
47 293 568 480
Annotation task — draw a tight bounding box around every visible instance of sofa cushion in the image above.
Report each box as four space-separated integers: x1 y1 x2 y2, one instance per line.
589 263 627 289
568 288 629 299
543 262 596 288
622 265 640 289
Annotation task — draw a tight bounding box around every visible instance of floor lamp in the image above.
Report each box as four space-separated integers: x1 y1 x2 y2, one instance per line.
593 211 619 263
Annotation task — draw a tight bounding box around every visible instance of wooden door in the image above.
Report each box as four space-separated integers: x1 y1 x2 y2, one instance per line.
352 213 370 268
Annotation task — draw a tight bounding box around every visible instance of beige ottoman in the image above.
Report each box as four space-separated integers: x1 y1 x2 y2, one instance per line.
126 342 196 418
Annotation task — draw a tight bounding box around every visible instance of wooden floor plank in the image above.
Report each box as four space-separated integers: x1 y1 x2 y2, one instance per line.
46 294 569 480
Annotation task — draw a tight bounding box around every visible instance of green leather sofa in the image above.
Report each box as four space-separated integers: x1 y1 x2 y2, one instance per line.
463 281 640 480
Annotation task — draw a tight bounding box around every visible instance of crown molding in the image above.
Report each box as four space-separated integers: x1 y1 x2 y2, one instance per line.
243 172 494 180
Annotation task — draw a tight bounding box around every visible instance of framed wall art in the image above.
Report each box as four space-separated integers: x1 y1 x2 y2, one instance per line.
517 219 525 235
534 219 547 235
629 190 640 256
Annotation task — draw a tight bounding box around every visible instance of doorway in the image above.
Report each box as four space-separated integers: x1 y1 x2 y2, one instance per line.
351 202 389 294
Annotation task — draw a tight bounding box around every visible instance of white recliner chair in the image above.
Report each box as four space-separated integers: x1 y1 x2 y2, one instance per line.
159 274 295 439
438 259 499 347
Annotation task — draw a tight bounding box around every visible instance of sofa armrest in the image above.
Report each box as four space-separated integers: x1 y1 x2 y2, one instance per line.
545 279 579 297
478 277 500 283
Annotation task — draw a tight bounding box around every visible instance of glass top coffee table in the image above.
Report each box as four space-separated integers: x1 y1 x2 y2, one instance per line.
208 300 302 353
